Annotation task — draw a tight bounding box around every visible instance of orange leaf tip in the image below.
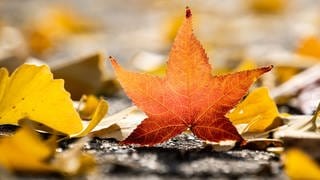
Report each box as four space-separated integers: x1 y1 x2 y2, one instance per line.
186 7 192 18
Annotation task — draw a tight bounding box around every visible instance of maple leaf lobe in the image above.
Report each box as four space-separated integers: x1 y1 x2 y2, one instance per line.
110 8 272 146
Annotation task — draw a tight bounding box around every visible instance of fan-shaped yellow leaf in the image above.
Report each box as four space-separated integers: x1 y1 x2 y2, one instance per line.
285 149 320 179
227 87 280 133
0 64 83 135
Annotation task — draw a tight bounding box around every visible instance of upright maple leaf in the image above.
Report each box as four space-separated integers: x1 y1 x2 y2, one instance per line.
110 7 272 145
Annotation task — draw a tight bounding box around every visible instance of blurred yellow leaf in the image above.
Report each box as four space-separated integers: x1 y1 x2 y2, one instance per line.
227 87 281 133
296 36 320 59
247 0 287 13
213 58 257 76
26 6 97 55
0 126 54 172
234 58 257 71
0 64 83 135
148 64 167 76
163 15 183 43
285 149 320 179
0 126 96 175
275 66 300 84
79 95 100 120
75 98 108 137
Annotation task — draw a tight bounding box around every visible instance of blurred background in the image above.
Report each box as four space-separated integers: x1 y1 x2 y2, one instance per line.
0 0 319 63
0 0 320 113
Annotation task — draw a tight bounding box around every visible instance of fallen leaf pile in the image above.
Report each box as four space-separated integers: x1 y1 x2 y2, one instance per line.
0 2 319 179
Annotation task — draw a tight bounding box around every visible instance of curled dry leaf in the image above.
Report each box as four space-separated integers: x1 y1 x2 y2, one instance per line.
110 8 272 145
227 87 282 134
88 106 146 141
50 53 113 100
274 104 320 158
275 102 320 134
74 98 109 138
79 95 100 120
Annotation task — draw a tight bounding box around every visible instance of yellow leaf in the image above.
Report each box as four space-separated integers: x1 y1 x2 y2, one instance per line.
285 149 320 179
227 87 281 133
26 6 97 55
148 64 167 76
0 64 83 135
74 98 108 137
0 126 96 174
234 58 257 71
247 0 287 13
79 95 100 120
275 66 300 84
0 126 54 172
296 36 320 59
163 15 184 43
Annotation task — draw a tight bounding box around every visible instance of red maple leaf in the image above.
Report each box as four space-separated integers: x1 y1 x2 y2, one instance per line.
110 7 272 145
